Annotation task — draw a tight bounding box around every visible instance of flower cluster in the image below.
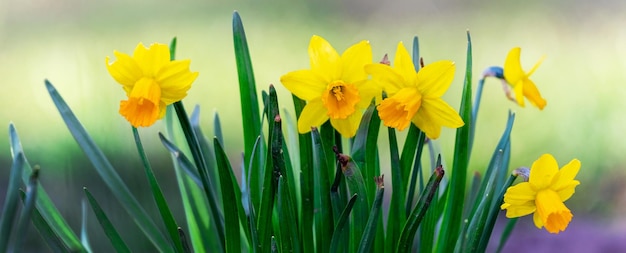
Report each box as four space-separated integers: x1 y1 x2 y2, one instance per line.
280 35 463 139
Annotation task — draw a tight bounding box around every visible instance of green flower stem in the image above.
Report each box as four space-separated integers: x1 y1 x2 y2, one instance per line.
46 80 157 252
132 127 184 253
172 101 225 250
470 77 486 152
496 217 519 253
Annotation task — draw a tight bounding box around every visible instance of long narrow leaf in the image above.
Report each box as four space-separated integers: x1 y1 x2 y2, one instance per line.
133 127 184 253
12 169 39 252
170 35 225 253
21 191 69 253
311 128 333 252
437 31 473 253
291 95 315 253
46 80 168 251
9 121 85 252
397 163 445 253
233 11 262 171
214 139 241 253
336 151 369 252
358 176 384 253
165 106 217 251
386 127 406 252
351 101 381 203
0 141 24 252
329 194 358 253
84 188 131 253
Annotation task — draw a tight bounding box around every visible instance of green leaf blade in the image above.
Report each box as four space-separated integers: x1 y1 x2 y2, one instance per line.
84 188 131 253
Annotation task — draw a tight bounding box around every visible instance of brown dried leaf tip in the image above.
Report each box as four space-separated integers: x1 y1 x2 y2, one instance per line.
374 175 384 189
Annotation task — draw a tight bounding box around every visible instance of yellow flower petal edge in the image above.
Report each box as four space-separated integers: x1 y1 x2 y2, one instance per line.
365 42 463 139
106 42 199 127
280 35 376 137
501 154 581 234
503 47 547 110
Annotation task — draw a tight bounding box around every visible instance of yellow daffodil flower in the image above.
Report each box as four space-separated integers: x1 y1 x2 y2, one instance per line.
280 35 378 137
365 42 464 139
501 154 581 234
504 47 547 109
106 43 199 127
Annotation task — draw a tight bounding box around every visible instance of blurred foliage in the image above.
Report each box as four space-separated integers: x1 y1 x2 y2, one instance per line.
1 0 625 251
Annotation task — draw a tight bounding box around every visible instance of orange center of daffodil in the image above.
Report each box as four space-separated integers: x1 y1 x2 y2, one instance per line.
377 87 422 131
535 189 573 234
119 77 162 127
322 80 360 119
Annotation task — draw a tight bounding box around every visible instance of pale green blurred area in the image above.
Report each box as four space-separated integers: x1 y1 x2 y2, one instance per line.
1 0 626 251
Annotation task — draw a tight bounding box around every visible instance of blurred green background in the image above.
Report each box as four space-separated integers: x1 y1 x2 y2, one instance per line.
1 0 625 252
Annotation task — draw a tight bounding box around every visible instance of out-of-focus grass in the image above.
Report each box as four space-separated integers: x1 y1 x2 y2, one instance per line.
1 0 625 250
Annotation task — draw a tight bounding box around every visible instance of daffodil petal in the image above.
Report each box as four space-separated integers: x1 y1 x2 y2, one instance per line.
502 182 537 206
341 40 372 84
504 47 524 84
330 110 362 137
281 70 327 101
552 159 581 201
522 79 547 110
533 211 544 229
411 98 464 139
535 190 572 234
529 154 560 190
309 35 341 82
297 98 329 133
527 55 545 77
393 42 418 86
133 43 171 77
355 80 380 108
512 81 525 107
157 60 199 104
505 203 536 218
106 51 143 91
417 60 456 98
365 63 404 95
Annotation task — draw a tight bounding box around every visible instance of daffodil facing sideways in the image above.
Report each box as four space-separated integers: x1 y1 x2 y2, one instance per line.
504 47 547 109
501 154 581 234
365 42 464 139
106 43 199 127
280 35 378 137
